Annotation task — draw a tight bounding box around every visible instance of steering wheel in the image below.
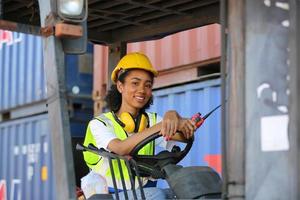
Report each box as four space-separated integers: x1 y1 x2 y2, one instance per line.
129 132 194 179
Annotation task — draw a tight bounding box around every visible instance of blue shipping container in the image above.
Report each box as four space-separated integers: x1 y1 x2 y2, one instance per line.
0 114 56 200
149 78 221 188
0 31 45 111
0 30 93 112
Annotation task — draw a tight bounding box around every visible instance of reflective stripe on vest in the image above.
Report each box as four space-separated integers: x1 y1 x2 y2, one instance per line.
83 111 156 189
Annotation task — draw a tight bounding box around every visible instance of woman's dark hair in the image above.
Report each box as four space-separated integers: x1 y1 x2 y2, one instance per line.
105 69 154 112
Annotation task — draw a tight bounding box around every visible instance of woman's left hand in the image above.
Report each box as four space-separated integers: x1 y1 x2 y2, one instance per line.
178 118 197 139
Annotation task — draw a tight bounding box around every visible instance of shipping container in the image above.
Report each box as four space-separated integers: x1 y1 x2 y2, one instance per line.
0 30 94 112
0 31 45 111
148 78 221 188
127 24 221 71
0 114 56 200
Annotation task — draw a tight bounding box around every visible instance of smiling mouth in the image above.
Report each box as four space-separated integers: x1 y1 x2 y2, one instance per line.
135 96 145 102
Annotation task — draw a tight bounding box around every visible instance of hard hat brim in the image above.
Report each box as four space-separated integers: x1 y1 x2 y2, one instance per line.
111 67 158 84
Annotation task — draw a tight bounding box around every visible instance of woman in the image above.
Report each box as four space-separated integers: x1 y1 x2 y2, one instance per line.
82 52 196 199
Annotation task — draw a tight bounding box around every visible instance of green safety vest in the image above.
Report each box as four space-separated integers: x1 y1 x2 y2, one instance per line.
83 111 156 188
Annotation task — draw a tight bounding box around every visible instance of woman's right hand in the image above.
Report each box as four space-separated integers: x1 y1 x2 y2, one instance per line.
160 110 180 140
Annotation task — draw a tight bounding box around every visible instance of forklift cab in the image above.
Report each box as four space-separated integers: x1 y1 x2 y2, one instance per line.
2 0 299 199
0 1 221 199
37 1 220 199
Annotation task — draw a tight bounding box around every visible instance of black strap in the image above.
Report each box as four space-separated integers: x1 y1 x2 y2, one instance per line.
93 117 107 127
134 113 142 133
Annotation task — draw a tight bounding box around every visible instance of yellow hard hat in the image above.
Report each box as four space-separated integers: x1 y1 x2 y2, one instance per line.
111 52 158 83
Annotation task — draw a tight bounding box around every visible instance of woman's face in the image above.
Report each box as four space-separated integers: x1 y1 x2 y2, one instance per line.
117 69 153 114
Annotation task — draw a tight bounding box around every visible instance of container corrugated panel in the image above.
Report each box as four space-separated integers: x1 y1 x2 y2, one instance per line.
0 30 45 111
92 45 109 116
0 114 55 200
148 79 221 188
127 24 221 71
0 30 94 112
